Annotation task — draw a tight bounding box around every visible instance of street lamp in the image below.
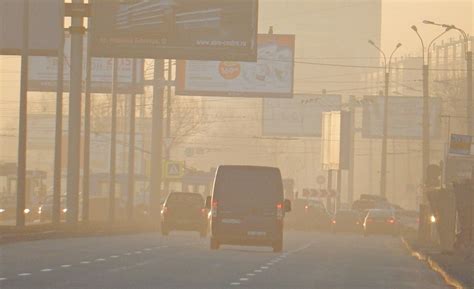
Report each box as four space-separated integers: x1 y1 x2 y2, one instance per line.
368 40 402 198
411 24 452 190
423 20 472 136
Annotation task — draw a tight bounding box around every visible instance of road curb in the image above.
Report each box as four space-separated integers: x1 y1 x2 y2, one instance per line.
401 237 468 289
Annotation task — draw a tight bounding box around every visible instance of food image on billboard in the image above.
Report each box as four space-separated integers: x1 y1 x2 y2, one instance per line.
262 94 342 137
90 0 258 61
362 96 441 139
28 34 144 94
0 0 63 56
175 34 295 98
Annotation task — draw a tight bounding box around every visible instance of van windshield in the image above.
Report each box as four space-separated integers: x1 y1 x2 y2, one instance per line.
214 167 283 210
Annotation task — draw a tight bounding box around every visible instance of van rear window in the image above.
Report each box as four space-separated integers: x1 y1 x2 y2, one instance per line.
213 167 283 210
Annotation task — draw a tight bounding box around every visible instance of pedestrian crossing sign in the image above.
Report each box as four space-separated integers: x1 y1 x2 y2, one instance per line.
164 160 185 179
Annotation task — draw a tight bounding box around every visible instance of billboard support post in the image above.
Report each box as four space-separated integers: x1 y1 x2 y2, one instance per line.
150 60 164 222
163 59 173 195
16 0 29 227
109 58 118 223
348 97 356 205
66 0 85 225
127 59 137 221
52 28 65 225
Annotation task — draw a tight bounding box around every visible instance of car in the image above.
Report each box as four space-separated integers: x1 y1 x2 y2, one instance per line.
38 195 68 222
160 192 208 237
285 199 330 231
206 165 291 252
363 209 400 237
331 210 362 233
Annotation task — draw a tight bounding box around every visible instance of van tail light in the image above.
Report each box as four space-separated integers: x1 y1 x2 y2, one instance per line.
276 203 284 220
211 200 218 218
332 220 336 224
387 218 396 224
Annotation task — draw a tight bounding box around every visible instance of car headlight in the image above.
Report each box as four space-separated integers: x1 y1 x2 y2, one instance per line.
430 215 436 223
62 208 68 213
38 207 43 214
0 208 5 213
24 208 30 214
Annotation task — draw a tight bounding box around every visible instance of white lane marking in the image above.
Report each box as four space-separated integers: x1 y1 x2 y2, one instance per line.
135 251 142 254
254 269 262 273
110 255 119 258
230 282 240 286
246 273 255 276
40 268 53 272
60 265 71 268
80 261 90 264
261 266 269 269
0 278 7 281
95 258 106 262
239 278 249 281
266 262 273 266
18 273 31 277
124 253 132 256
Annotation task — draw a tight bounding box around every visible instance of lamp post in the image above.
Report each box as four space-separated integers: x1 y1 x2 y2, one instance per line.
368 40 402 197
423 20 472 136
411 24 452 190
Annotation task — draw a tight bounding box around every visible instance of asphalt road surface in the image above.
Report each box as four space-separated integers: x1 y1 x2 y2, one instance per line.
0 231 452 289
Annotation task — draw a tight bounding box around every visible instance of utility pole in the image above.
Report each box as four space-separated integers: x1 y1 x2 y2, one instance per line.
163 59 173 195
127 59 137 221
16 0 29 227
368 40 402 198
150 60 164 222
52 27 65 225
109 58 118 223
82 24 92 223
66 0 85 225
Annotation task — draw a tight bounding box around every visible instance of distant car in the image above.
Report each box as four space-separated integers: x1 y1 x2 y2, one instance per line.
207 165 291 252
331 210 362 233
284 199 330 231
161 192 208 237
363 209 400 237
38 195 67 222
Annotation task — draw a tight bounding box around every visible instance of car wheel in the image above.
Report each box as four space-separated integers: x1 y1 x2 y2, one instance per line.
210 238 220 250
272 240 283 253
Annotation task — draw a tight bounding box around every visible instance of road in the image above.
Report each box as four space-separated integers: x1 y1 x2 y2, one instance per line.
0 231 452 289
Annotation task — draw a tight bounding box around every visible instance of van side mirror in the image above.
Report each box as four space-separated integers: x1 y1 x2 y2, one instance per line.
205 196 212 210
284 199 292 213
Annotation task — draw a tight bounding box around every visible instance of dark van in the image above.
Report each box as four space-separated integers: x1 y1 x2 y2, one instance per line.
206 165 291 252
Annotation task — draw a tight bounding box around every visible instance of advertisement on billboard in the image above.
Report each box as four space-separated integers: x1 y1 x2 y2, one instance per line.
28 34 144 94
176 34 295 98
262 94 342 137
321 111 351 171
0 0 63 56
362 96 441 139
89 0 258 61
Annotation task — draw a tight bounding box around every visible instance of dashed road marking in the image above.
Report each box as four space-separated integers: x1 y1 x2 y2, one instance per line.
261 266 269 269
135 251 142 254
239 278 249 281
18 273 31 277
144 248 151 251
0 278 7 281
230 282 241 286
95 258 106 262
246 273 255 276
254 269 262 273
110 255 119 258
60 265 72 268
40 268 53 272
124 253 132 256
80 261 90 264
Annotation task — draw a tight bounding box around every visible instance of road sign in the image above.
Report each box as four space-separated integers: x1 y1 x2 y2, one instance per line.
164 161 185 179
449 134 473 156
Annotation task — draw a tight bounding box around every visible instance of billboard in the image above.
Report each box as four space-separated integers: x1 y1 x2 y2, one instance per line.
28 34 144 94
321 111 351 171
262 94 342 137
362 96 441 139
449 134 474 156
175 34 294 97
89 0 258 61
0 0 63 56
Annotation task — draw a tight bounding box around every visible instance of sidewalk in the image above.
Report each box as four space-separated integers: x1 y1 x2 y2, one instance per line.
403 233 473 289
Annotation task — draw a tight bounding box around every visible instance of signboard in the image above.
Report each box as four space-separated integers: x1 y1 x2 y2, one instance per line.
321 111 351 171
28 34 144 94
0 0 63 56
90 0 258 61
362 96 441 139
449 134 473 156
175 34 295 97
263 94 342 137
164 160 185 179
